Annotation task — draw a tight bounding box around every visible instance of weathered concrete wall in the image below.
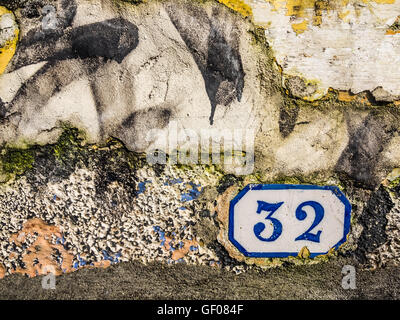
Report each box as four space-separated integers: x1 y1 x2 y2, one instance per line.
0 0 399 298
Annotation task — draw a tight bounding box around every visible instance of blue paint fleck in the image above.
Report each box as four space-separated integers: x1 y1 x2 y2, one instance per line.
102 250 120 264
137 180 152 194
56 235 66 245
77 255 86 267
181 182 203 202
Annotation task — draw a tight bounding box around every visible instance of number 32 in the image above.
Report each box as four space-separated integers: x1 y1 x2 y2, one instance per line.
253 200 325 243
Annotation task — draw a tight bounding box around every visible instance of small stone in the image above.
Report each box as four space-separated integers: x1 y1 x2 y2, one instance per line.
372 87 400 102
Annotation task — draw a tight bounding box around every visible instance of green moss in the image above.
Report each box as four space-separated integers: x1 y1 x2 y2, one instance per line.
0 148 35 175
388 177 400 189
53 126 86 161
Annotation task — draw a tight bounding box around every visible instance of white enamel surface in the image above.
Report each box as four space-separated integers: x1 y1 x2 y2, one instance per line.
231 188 348 255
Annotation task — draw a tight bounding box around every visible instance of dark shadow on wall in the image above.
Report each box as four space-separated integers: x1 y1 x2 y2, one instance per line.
165 3 245 125
3 0 140 140
335 110 399 190
354 186 394 264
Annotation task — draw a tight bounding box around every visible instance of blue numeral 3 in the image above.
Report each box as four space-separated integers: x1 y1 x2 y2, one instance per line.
295 201 324 243
253 201 284 242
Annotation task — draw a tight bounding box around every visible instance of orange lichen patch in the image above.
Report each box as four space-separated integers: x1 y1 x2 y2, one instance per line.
215 186 250 263
386 29 400 35
394 100 400 106
359 95 371 105
298 246 311 259
9 218 75 277
162 236 199 261
338 90 357 102
337 90 371 105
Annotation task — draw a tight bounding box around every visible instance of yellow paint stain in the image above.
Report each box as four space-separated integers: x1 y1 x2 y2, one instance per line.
284 0 319 17
218 0 253 17
291 19 308 34
0 6 10 15
266 0 332 18
259 0 397 34
0 7 19 75
217 1 398 37
338 10 351 21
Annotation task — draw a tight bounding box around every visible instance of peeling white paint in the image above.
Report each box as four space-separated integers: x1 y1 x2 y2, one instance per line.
246 0 400 99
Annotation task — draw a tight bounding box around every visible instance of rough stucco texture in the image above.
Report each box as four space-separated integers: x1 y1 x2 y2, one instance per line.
0 0 399 298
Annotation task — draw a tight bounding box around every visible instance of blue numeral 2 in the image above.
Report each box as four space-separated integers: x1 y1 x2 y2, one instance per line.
253 201 284 242
295 201 324 243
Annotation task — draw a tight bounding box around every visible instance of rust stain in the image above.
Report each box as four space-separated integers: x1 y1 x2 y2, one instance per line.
9 218 74 277
0 263 5 279
163 236 198 261
91 260 112 268
1 218 114 279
